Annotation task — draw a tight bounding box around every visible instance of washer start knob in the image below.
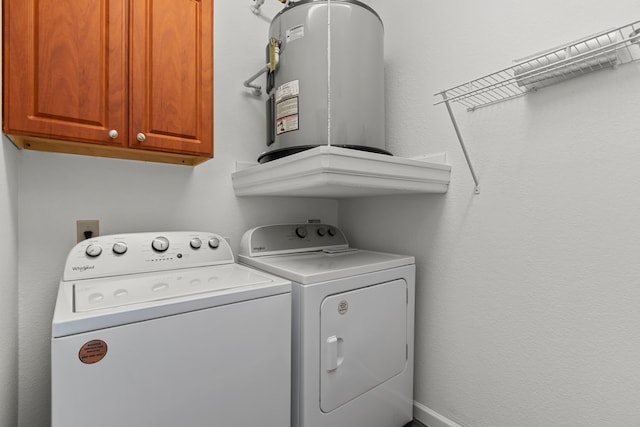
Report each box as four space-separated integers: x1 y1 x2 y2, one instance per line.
85 243 103 258
295 226 308 238
190 238 202 249
112 242 128 255
151 236 170 252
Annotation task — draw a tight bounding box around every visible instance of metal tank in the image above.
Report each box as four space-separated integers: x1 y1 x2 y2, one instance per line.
259 0 388 163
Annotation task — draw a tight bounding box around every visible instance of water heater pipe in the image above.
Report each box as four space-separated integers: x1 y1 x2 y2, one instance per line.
243 63 270 96
250 0 265 14
251 0 290 15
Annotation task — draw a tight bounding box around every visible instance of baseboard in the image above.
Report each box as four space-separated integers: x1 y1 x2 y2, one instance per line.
413 401 464 427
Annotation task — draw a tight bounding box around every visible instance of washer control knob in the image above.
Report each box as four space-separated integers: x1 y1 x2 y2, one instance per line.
85 243 102 258
190 238 202 249
327 227 336 237
112 242 128 255
151 236 170 252
317 227 326 237
208 238 220 249
295 226 308 238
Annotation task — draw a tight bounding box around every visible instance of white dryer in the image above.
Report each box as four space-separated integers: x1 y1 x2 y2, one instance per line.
239 223 415 427
52 231 291 427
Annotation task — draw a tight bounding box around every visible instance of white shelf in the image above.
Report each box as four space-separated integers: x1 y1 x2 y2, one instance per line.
231 146 451 198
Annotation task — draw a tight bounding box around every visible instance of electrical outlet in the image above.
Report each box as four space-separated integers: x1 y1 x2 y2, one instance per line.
77 220 100 243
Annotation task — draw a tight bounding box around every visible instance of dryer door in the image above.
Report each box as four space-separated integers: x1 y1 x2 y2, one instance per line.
320 279 407 413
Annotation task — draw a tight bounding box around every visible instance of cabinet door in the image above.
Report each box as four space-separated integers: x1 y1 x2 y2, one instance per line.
3 0 127 146
130 0 213 157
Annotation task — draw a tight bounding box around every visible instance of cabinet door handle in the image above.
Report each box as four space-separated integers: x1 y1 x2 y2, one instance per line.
136 133 146 142
108 130 119 139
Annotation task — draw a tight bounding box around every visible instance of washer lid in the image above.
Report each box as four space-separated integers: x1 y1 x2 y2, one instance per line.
53 264 291 337
239 249 414 284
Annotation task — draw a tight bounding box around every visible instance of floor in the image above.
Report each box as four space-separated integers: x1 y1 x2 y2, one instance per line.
404 420 427 427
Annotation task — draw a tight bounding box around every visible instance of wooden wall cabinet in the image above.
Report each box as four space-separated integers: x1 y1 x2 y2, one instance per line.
3 0 214 166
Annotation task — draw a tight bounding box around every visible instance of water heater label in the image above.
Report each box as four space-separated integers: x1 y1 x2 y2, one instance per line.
276 97 299 119
286 25 304 43
276 80 299 103
276 113 299 135
275 80 300 134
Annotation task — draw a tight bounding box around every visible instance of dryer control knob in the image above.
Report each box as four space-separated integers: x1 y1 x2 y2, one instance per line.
112 242 128 255
85 243 103 258
295 226 308 238
190 238 202 249
151 236 170 252
208 238 220 249
317 227 326 237
327 227 336 237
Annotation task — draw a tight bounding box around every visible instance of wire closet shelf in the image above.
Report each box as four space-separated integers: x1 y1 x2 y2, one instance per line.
435 19 640 111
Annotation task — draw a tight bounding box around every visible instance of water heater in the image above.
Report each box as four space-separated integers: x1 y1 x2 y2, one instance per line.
259 0 388 163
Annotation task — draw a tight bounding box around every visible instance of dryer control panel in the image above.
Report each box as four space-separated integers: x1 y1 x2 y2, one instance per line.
63 231 234 281
240 223 348 257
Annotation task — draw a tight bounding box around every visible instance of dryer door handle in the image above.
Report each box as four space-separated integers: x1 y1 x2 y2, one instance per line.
325 335 344 372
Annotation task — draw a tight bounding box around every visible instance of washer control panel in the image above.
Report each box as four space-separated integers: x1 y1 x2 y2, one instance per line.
63 231 234 281
239 223 348 257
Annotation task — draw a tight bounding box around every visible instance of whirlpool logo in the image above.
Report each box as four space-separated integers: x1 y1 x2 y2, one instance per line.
72 265 95 272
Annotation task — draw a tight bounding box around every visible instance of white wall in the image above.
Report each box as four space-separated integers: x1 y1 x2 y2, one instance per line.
1 5 19 423
0 136 19 427
15 2 337 426
341 1 640 426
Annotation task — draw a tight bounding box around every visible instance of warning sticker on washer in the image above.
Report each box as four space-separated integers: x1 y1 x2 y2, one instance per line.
78 340 108 364
286 25 304 43
276 80 300 103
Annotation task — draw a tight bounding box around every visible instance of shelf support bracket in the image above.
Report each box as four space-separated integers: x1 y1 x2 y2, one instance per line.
442 92 480 194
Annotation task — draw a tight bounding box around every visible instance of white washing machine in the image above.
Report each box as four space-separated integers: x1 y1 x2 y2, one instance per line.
239 223 415 427
51 231 292 427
